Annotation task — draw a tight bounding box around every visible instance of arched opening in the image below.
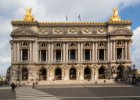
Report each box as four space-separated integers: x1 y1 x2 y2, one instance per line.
55 68 62 80
117 65 123 79
99 67 106 79
22 67 28 81
84 67 91 80
69 67 77 80
39 67 47 80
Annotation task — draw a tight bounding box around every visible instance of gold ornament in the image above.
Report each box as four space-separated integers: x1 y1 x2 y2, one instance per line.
23 8 35 22
110 8 121 22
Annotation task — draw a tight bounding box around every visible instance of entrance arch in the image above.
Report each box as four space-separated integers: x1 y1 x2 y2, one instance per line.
39 67 47 80
22 67 28 81
99 66 106 79
117 65 124 79
69 67 77 80
84 67 91 80
55 68 62 80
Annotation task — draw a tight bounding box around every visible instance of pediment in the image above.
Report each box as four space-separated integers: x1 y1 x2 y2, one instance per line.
109 28 133 36
11 28 37 37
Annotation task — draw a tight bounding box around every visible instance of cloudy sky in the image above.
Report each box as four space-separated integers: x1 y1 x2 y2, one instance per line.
0 0 140 76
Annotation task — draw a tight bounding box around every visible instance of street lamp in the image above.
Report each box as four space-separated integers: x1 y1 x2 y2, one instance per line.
132 64 136 84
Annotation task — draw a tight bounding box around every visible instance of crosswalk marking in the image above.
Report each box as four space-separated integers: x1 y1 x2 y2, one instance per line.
16 87 59 100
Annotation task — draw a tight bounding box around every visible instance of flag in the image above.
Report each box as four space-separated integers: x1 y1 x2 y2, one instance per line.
78 14 81 21
66 15 68 21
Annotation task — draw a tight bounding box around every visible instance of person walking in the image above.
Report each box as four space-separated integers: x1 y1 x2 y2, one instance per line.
32 82 35 88
11 82 16 92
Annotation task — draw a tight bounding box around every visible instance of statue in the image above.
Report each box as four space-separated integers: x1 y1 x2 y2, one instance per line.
23 8 35 22
110 8 121 22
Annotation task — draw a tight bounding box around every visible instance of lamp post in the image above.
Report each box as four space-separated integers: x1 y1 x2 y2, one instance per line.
132 64 136 84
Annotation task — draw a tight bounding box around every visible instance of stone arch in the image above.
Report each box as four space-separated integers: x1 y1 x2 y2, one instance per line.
69 67 77 80
117 65 124 79
84 66 91 80
11 27 37 37
98 66 106 79
39 67 47 80
55 67 62 80
22 67 28 81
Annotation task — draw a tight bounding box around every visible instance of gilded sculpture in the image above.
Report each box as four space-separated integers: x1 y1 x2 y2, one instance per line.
23 8 35 22
110 8 121 22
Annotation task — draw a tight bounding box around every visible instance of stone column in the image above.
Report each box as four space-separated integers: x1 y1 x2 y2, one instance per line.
32 41 37 62
11 45 14 62
122 48 124 60
95 43 98 62
20 49 22 62
51 43 54 63
13 43 16 62
112 41 114 61
95 67 98 80
63 43 66 63
46 50 48 61
65 43 68 62
17 43 20 62
113 41 116 60
29 42 32 62
80 43 83 62
128 41 131 60
107 40 110 61
125 41 127 60
48 43 51 63
92 42 94 62
91 67 95 80
78 42 80 62
110 41 112 61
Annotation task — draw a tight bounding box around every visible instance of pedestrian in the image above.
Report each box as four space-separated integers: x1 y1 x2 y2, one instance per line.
36 81 38 86
11 82 16 92
32 82 35 88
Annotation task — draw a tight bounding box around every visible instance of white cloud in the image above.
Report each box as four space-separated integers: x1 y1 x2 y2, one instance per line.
132 27 140 69
0 0 140 76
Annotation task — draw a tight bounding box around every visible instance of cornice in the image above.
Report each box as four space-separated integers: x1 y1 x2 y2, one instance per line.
11 20 132 27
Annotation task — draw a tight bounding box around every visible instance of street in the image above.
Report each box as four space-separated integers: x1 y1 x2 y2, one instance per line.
0 84 140 100
0 87 16 100
37 85 140 100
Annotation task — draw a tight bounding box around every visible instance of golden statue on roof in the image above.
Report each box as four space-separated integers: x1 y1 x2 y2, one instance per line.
23 8 35 22
110 8 121 22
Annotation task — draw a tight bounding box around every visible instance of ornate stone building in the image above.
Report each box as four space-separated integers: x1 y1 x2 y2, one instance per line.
9 9 133 84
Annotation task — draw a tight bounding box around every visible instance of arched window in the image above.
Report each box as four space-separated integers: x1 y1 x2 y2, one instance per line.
55 68 62 80
69 67 77 80
84 67 91 80
99 66 106 79
22 67 28 81
117 65 124 79
39 67 47 80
